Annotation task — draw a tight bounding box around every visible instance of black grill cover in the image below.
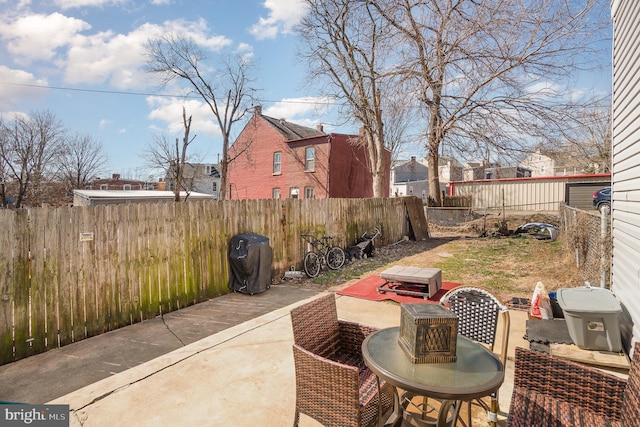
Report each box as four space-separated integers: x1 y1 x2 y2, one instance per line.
228 233 272 294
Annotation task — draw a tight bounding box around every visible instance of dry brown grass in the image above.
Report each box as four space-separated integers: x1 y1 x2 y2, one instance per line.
314 213 582 304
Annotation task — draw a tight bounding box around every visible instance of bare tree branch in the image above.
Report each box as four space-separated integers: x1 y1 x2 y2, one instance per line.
145 34 256 199
297 0 414 197
142 107 203 202
370 0 609 204
0 110 65 207
55 133 108 193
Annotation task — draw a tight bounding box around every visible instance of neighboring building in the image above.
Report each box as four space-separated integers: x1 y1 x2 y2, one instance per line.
462 162 531 180
520 150 555 177
226 106 390 199
72 190 215 206
165 163 221 199
484 166 531 179
393 156 428 183
391 156 429 201
611 0 640 354
437 157 464 184
520 148 596 177
88 174 151 191
462 162 486 181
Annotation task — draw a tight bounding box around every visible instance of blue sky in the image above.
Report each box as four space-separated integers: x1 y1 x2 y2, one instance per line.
0 0 336 179
0 0 612 180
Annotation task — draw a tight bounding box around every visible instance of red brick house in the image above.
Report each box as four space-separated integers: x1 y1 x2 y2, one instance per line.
227 106 390 199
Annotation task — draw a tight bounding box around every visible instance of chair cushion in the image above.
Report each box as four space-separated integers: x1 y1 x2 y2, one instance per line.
508 385 621 427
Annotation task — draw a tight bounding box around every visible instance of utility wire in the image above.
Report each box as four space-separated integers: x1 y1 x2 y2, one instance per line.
0 81 337 105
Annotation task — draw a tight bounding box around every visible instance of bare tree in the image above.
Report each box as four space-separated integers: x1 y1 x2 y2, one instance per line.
563 100 612 174
55 133 108 193
367 0 609 205
143 107 199 201
298 0 408 197
0 110 65 207
145 34 256 200
0 158 7 208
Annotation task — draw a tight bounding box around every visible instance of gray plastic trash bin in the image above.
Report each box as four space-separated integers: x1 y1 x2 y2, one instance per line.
557 287 622 352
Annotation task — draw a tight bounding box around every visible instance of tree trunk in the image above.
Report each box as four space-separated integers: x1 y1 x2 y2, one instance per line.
219 134 229 200
427 100 443 206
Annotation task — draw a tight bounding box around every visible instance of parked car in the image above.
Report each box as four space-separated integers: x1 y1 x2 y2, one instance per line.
593 187 611 212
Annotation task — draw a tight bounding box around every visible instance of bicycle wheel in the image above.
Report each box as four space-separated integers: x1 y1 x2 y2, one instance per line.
326 247 346 270
303 252 321 278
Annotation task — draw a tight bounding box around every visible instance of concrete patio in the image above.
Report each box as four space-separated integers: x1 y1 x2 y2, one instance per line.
46 291 529 426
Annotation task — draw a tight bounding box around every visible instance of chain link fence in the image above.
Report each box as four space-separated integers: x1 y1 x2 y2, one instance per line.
559 204 611 288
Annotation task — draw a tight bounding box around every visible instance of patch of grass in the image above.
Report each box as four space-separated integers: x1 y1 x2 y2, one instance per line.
307 231 579 302
430 236 577 299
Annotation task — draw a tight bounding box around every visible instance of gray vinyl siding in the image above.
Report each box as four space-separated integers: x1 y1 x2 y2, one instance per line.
611 0 640 354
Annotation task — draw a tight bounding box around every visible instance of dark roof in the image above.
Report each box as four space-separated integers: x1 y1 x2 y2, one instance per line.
261 115 325 141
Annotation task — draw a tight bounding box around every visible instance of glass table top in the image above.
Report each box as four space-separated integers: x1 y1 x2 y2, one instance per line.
362 327 504 401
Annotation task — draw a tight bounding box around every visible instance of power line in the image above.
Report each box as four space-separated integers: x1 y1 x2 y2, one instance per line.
0 81 338 105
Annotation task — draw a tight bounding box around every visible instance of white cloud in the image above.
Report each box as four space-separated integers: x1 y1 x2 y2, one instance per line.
98 118 112 129
263 97 334 129
146 96 221 138
1 0 32 9
0 66 49 109
264 96 331 118
526 81 561 96
250 0 308 40
53 0 125 10
0 9 235 90
63 19 232 89
0 12 91 64
64 23 160 88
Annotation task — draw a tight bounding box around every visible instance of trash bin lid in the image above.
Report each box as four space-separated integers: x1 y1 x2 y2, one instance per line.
557 287 621 314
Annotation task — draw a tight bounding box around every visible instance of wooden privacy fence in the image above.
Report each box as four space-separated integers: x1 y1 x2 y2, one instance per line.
0 197 417 364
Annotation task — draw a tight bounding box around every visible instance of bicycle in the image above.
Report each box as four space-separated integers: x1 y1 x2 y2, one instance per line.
300 234 346 278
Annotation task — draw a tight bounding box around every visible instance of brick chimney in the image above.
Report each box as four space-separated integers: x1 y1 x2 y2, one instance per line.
254 105 262 115
316 124 324 132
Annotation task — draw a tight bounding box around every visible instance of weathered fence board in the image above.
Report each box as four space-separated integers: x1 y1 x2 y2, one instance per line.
0 197 419 364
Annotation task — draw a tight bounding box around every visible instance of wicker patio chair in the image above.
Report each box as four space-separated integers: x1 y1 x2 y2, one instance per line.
290 293 394 427
439 286 511 427
508 342 640 427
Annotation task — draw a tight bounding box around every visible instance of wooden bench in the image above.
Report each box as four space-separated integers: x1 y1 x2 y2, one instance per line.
507 342 640 427
377 266 442 299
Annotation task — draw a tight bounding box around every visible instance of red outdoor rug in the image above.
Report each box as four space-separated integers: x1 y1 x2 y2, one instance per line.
336 275 462 304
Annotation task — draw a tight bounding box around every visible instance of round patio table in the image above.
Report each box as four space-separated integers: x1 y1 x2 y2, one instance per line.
362 327 504 427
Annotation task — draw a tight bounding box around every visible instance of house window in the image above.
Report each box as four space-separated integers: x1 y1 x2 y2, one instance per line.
290 187 299 199
85 185 93 190
304 186 314 199
273 152 282 174
100 184 107 190
305 147 315 171
212 182 217 192
123 184 132 190
273 188 281 199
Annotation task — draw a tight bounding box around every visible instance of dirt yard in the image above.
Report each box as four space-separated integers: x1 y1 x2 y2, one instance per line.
301 212 582 305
